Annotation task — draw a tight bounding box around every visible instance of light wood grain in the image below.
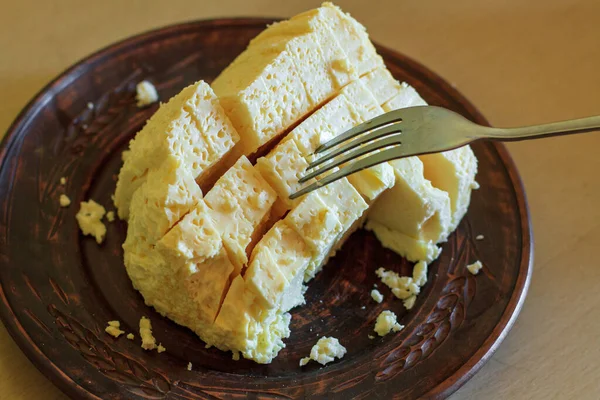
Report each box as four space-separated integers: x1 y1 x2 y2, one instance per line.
1 0 599 398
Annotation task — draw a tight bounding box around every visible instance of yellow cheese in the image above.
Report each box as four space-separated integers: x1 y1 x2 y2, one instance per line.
299 336 347 366
361 67 402 106
420 146 478 232
204 156 277 271
212 45 310 155
255 139 314 209
115 81 239 219
245 221 312 311
366 157 451 262
156 201 234 323
126 158 202 245
382 82 427 112
285 192 343 255
213 275 292 364
291 2 384 77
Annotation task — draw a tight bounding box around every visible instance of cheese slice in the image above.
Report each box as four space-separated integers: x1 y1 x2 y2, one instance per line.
366 158 451 263
126 158 202 245
420 147 478 232
214 275 292 364
361 67 402 106
204 156 277 271
212 41 311 155
256 139 315 209
289 2 384 77
156 201 234 324
244 220 312 311
114 81 239 219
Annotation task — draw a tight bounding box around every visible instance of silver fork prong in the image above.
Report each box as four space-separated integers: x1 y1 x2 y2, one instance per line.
299 134 402 183
290 146 404 199
307 123 402 170
315 109 403 153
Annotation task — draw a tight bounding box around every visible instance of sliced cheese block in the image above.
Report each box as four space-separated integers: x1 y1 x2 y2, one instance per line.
244 221 312 311
204 156 277 271
114 81 239 219
126 158 202 245
366 157 451 263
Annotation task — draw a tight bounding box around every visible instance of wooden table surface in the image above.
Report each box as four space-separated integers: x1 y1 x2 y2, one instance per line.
1 0 599 398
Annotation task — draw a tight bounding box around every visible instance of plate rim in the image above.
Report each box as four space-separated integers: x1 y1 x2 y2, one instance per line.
0 17 533 400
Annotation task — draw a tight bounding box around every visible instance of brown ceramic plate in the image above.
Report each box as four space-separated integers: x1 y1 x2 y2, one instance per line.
0 19 532 399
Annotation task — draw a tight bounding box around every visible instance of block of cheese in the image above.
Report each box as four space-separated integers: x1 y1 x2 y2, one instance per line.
204 156 277 271
366 158 452 263
114 81 239 219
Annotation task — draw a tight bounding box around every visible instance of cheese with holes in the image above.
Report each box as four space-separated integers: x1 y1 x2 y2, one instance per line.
367 157 451 262
115 81 239 220
204 156 277 270
115 2 478 366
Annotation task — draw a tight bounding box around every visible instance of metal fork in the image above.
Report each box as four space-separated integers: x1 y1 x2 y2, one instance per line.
289 106 600 199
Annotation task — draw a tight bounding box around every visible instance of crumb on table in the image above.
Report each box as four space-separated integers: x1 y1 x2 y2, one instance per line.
106 211 115 222
60 177 67 185
75 200 106 244
136 80 159 107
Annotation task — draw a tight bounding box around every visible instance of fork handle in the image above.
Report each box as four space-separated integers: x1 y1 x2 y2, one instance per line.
482 115 600 141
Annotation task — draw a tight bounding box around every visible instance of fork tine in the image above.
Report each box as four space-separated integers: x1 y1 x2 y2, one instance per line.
299 134 402 183
315 109 403 153
290 146 403 199
307 123 402 170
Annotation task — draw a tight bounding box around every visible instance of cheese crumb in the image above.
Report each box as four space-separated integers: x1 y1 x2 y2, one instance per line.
76 200 106 243
126 333 134 340
136 80 159 107
139 317 157 350
105 320 124 338
60 177 67 185
368 335 375 339
475 234 484 240
59 194 71 207
376 268 419 300
374 310 404 337
412 261 428 287
187 362 192 371
467 260 483 275
403 296 417 310
86 102 94 110
157 344 166 353
371 289 383 303
299 336 346 366
232 351 240 361
106 211 115 222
